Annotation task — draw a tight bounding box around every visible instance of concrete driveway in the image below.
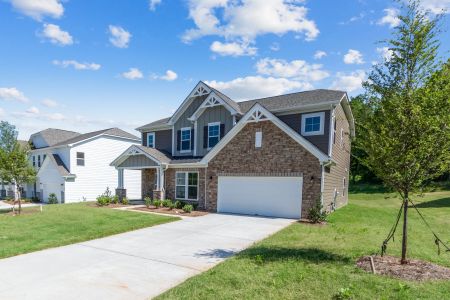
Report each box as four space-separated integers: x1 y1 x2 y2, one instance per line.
0 213 293 300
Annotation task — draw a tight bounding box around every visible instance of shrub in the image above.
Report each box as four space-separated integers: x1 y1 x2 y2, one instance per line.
153 199 162 208
162 199 172 208
182 204 193 213
111 195 119 204
121 197 129 205
167 202 175 210
174 200 183 209
96 195 110 206
144 196 152 208
333 287 353 300
192 202 199 210
48 193 58 204
308 202 327 223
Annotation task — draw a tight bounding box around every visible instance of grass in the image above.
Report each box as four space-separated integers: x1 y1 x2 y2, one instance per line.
157 189 450 300
0 202 178 259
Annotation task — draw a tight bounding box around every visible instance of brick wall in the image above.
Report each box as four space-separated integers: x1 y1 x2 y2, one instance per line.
206 121 322 217
142 169 156 198
323 103 351 211
164 168 206 209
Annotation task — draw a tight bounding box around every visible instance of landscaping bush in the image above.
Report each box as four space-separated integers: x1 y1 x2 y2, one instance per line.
96 195 110 206
167 202 175 210
182 204 193 213
48 193 58 204
144 196 152 208
192 202 199 210
153 199 162 208
308 202 327 223
121 197 129 205
174 200 183 209
162 199 172 208
111 195 119 204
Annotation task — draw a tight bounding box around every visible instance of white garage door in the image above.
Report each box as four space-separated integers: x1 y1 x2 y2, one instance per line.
218 176 302 219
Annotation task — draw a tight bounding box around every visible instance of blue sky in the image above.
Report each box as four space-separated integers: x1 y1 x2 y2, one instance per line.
0 0 449 139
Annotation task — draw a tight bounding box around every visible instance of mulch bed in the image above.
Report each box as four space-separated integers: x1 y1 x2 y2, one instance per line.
133 206 209 217
357 255 450 281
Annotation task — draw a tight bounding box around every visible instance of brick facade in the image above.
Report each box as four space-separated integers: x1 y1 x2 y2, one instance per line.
206 121 322 218
164 168 206 209
142 169 156 198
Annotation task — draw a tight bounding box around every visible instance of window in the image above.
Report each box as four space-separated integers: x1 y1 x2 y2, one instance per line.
333 118 337 144
180 128 191 152
38 155 41 167
76 152 85 166
175 172 198 200
301 112 325 136
208 122 220 149
32 156 36 167
340 128 344 148
255 131 262 148
342 177 346 196
43 154 47 162
147 132 155 148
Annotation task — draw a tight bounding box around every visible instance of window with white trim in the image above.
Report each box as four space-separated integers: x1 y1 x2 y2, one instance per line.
76 152 85 166
340 128 344 148
180 128 191 152
208 122 220 149
301 112 325 136
255 131 262 148
333 117 337 144
175 172 198 200
38 155 41 167
147 132 155 148
342 177 346 196
32 156 36 167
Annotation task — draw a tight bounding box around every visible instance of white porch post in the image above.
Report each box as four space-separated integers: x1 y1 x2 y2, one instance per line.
156 167 161 190
118 169 124 188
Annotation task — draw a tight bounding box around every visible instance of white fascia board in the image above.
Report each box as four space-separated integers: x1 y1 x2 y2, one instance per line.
110 145 162 167
201 103 330 164
167 163 207 168
136 125 172 133
69 134 140 148
339 93 356 138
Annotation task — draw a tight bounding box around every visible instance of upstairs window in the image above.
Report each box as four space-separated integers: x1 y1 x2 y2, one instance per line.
208 122 220 149
180 128 191 152
32 156 36 167
301 112 325 136
38 155 41 167
340 128 344 148
76 152 85 166
147 132 155 148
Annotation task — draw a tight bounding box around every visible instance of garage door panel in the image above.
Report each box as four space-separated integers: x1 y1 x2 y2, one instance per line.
218 176 302 219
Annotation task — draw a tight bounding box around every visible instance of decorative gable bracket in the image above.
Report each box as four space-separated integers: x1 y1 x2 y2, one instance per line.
188 92 238 121
189 82 211 98
247 107 270 123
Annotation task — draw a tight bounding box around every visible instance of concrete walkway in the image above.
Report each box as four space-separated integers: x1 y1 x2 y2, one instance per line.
0 200 40 211
0 213 293 300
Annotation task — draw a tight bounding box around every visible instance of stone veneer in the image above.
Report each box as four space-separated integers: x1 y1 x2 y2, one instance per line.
142 169 156 199
206 121 322 218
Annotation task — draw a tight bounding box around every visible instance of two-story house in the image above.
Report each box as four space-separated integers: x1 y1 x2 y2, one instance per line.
26 128 142 203
111 81 354 219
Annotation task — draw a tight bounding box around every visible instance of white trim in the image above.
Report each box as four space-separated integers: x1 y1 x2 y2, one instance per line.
328 108 336 157
320 165 325 208
207 122 221 150
201 103 330 164
175 171 199 201
188 92 238 121
340 128 344 148
171 126 175 156
338 94 355 138
168 81 211 125
110 145 162 167
147 132 155 148
255 131 262 148
342 177 346 197
301 112 325 136
180 127 192 153
194 120 198 156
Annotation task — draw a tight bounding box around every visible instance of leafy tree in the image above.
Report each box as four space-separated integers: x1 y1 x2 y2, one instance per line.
0 121 36 214
359 1 449 264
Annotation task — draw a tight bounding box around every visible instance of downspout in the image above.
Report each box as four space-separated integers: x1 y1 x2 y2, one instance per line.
320 164 325 210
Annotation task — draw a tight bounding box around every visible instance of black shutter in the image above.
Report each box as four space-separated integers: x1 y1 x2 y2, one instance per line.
176 130 181 151
191 128 195 150
220 124 225 139
203 126 208 149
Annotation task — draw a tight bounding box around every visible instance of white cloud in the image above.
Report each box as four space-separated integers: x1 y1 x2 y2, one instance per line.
121 68 144 80
52 60 101 70
376 47 394 61
47 112 65 121
210 41 257 56
313 50 327 60
330 70 366 92
0 108 4 117
108 25 131 48
153 70 178 81
206 76 311 100
26 106 39 114
41 23 73 45
420 0 450 14
343 49 364 64
378 8 400 28
183 0 319 43
255 58 329 81
149 0 162 11
0 87 28 102
10 0 64 21
42 99 58 107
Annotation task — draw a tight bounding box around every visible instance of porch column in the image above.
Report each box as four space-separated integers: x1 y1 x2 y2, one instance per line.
118 169 124 188
153 166 165 200
116 169 126 201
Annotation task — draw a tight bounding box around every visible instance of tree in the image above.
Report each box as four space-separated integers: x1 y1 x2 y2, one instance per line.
0 121 36 214
359 1 449 264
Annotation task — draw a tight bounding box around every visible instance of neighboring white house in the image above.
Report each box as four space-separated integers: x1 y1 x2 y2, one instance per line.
1 140 29 199
25 128 141 203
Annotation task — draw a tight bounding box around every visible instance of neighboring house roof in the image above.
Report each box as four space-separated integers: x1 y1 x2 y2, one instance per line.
17 140 29 149
51 128 139 147
136 117 171 132
237 89 346 114
30 128 81 148
37 154 75 178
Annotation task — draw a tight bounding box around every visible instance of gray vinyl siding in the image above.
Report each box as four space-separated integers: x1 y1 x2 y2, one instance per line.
173 95 208 156
142 129 172 154
196 105 234 157
117 154 158 168
278 110 330 154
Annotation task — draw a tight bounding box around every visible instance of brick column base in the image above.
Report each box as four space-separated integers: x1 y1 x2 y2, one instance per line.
116 188 127 202
152 190 164 200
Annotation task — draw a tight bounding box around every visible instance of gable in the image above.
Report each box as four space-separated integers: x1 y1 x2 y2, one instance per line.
116 154 158 168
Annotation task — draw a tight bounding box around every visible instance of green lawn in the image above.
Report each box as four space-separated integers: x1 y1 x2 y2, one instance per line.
158 190 450 300
0 203 178 259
